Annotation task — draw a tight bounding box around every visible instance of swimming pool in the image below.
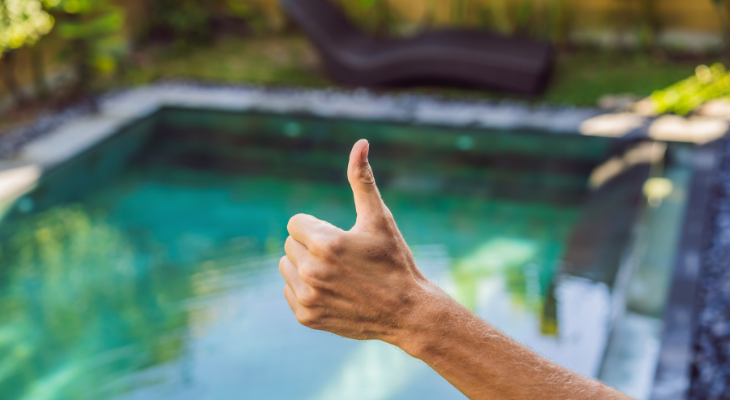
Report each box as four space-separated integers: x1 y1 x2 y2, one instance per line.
0 99 701 400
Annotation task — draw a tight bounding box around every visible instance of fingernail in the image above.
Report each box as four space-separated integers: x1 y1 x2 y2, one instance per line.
361 141 369 163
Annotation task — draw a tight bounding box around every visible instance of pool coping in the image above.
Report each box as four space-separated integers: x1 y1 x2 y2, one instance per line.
650 142 722 400
2 83 729 174
0 83 727 399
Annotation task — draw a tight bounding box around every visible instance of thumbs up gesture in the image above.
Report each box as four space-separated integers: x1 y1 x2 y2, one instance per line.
279 140 633 400
280 139 448 346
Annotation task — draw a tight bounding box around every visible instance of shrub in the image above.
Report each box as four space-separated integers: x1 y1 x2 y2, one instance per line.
650 63 730 116
46 0 127 94
0 0 54 101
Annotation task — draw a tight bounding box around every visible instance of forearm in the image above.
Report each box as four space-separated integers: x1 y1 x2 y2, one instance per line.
283 140 634 399
391 283 632 400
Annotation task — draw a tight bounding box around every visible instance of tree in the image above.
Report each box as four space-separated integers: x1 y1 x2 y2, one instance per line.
0 0 54 103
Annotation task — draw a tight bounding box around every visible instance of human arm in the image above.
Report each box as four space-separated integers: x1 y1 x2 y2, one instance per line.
279 139 633 400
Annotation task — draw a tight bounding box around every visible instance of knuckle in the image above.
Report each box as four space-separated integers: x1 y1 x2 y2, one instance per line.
296 309 321 328
295 311 309 326
360 166 376 186
298 261 314 280
308 237 327 257
297 287 320 307
310 234 345 259
298 263 329 287
324 235 345 254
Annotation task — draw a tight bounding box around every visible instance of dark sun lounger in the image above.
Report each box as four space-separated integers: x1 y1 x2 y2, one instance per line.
281 0 554 94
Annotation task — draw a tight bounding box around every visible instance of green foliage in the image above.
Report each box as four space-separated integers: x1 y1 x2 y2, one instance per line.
122 35 705 108
56 8 122 39
0 0 54 55
650 63 730 115
46 0 127 90
713 0 730 53
226 0 270 36
336 0 573 42
148 0 213 48
145 0 286 47
486 0 572 43
0 0 55 103
125 36 328 87
337 0 393 35
225 0 286 36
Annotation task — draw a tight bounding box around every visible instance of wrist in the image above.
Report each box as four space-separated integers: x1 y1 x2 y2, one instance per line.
386 280 460 359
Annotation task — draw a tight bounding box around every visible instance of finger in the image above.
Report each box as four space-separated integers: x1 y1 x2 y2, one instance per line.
284 236 309 267
347 139 388 225
279 256 311 299
284 284 304 314
287 213 341 248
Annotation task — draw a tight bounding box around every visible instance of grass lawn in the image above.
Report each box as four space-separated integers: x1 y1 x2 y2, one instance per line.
125 36 329 88
123 35 714 107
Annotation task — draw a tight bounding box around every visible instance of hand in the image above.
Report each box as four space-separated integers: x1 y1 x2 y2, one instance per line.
279 139 446 346
279 140 634 400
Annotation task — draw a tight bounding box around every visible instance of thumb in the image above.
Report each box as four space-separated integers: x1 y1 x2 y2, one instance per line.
347 139 387 225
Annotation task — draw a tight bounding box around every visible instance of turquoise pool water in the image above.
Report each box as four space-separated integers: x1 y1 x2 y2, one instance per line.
0 111 619 400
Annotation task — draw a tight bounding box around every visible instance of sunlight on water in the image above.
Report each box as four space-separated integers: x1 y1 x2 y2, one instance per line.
451 238 538 309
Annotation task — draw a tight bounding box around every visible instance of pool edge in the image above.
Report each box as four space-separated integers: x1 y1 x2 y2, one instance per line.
650 141 723 400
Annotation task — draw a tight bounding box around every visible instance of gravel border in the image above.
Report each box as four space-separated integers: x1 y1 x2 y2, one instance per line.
690 135 730 400
2 81 728 161
0 101 98 159
0 81 613 161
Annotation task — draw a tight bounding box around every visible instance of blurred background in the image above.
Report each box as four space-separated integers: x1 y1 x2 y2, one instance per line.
2 2 730 400
1 0 730 125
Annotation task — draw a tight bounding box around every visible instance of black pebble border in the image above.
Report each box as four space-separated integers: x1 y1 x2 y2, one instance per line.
0 100 98 159
691 135 730 400
0 81 587 160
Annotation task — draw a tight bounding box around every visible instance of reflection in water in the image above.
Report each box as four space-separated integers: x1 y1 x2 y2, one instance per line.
0 167 580 400
0 207 192 400
452 238 538 310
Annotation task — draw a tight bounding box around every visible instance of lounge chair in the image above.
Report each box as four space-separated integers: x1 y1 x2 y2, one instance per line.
281 0 554 94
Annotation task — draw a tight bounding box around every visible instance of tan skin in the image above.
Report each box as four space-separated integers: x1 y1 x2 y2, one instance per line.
279 139 634 400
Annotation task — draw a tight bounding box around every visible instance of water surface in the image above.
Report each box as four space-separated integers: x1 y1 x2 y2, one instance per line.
0 161 579 400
